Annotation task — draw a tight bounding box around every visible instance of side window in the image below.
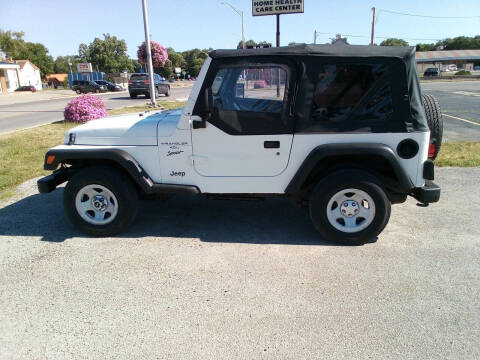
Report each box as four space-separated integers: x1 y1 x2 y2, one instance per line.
213 66 286 114
311 64 392 124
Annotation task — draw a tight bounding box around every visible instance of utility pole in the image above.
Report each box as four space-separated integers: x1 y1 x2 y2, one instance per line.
221 2 245 49
276 14 280 47
141 0 156 106
314 30 317 44
370 7 376 46
276 14 280 97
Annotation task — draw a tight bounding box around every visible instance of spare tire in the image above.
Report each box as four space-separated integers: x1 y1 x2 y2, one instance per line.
422 94 443 160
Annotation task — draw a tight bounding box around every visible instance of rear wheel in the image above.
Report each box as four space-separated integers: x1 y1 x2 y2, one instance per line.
309 170 391 245
422 94 443 160
63 166 138 236
165 86 170 97
129 92 137 99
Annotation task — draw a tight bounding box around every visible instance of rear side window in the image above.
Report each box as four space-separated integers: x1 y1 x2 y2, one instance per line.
311 64 392 125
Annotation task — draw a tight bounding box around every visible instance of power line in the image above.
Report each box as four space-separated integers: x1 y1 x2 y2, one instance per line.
378 9 480 19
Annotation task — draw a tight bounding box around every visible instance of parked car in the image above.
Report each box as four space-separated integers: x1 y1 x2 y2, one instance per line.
72 80 107 94
473 65 480 71
94 80 123 92
128 73 170 99
423 68 440 77
15 85 36 92
38 44 442 245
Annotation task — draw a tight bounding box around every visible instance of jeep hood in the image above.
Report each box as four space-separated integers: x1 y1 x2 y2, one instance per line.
66 109 183 146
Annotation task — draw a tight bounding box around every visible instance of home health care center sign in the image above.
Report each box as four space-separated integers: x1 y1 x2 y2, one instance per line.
252 0 304 16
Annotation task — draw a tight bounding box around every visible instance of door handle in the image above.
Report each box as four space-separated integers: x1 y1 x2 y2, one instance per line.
264 141 280 149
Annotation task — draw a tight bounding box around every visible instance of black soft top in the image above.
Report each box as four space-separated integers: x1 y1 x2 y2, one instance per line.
209 44 428 132
210 44 415 60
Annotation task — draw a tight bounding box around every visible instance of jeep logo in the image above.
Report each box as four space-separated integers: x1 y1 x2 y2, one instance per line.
170 171 185 177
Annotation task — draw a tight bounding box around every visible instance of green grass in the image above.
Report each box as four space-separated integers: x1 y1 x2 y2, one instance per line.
108 101 186 115
435 142 480 167
0 122 77 200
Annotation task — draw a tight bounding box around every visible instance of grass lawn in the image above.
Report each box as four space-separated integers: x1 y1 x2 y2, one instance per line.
108 101 186 115
435 142 480 167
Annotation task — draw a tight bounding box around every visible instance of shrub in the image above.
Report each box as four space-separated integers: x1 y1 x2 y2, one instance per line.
137 41 168 68
455 70 471 76
64 94 108 123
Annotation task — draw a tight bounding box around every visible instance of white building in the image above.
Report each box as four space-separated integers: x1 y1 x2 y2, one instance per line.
16 60 42 90
0 61 20 94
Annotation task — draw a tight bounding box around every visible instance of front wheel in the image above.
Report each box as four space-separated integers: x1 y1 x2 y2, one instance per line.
309 170 391 245
165 86 170 97
63 166 138 236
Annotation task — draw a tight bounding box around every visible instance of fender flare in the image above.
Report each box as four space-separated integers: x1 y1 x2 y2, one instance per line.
285 143 414 194
44 148 154 193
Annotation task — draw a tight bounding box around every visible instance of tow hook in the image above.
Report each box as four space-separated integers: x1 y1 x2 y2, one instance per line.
416 202 429 207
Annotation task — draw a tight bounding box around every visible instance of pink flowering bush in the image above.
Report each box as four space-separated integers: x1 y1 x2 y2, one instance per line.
137 41 168 67
64 94 108 123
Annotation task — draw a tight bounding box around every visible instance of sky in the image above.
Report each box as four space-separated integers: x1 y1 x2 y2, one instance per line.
1 0 480 59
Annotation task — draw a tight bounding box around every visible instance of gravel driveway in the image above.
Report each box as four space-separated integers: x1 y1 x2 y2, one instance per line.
0 167 479 360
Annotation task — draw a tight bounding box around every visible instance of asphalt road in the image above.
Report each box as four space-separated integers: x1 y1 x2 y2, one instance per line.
0 167 479 359
421 81 480 141
0 87 193 134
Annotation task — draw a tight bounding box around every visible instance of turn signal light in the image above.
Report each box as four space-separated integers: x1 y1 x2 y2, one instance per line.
46 155 56 165
428 143 436 159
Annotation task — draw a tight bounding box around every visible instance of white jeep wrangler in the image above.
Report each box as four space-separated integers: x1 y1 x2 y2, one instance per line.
38 45 441 245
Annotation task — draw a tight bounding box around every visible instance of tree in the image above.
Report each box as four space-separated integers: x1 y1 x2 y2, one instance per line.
439 35 480 50
0 29 26 58
237 39 257 49
54 55 80 73
137 40 168 68
16 42 54 76
416 43 436 52
79 33 138 73
380 38 409 47
0 29 54 77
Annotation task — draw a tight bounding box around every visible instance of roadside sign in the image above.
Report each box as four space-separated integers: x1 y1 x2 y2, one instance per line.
174 67 181 74
77 63 92 72
252 0 304 16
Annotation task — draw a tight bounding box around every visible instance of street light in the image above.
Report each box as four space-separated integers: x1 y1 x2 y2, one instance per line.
220 2 245 49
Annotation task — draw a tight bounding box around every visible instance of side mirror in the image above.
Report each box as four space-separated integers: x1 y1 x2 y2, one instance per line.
191 115 206 129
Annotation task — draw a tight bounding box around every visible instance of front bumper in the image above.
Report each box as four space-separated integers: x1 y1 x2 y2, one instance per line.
413 180 440 204
37 168 72 194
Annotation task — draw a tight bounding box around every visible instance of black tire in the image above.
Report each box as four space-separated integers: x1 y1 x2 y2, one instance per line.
145 92 150 99
422 94 443 160
165 86 170 97
129 93 137 99
309 170 391 245
63 166 138 237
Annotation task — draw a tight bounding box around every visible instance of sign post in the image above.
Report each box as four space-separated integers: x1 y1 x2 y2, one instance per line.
252 1 304 98
252 0 304 47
